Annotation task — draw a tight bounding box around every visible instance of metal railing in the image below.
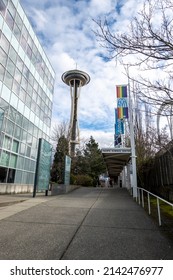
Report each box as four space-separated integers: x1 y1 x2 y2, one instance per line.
136 187 173 226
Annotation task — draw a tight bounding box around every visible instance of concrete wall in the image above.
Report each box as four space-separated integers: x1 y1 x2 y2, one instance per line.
0 184 33 194
0 183 80 195
51 184 80 195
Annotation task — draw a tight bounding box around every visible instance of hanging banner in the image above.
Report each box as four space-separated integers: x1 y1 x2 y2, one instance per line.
115 109 124 135
116 85 128 119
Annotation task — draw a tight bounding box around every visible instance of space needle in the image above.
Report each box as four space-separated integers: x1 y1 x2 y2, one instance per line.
62 69 90 157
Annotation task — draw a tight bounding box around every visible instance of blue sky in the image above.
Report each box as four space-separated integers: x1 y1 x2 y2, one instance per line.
20 0 144 147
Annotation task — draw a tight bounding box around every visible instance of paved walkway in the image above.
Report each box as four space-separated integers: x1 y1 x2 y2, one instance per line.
0 187 173 260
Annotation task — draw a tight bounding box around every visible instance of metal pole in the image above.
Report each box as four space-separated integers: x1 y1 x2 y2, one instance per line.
147 192 151 215
138 188 140 205
33 138 42 198
157 197 162 226
142 189 144 208
128 81 137 198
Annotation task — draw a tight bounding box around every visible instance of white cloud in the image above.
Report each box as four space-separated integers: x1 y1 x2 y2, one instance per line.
21 0 147 148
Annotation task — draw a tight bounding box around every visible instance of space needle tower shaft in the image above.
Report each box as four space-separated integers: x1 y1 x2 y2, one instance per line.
62 70 90 157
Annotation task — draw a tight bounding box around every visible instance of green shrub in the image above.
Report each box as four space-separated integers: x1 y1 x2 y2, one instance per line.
71 174 93 186
70 174 77 185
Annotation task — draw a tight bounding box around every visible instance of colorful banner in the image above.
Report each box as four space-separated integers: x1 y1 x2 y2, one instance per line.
116 85 128 119
116 85 127 98
117 107 128 119
115 109 124 134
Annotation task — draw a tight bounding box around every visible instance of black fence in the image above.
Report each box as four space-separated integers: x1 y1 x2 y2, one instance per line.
140 147 173 202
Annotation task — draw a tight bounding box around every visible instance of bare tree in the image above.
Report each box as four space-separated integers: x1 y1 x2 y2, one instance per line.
51 120 70 144
94 0 173 144
94 0 173 109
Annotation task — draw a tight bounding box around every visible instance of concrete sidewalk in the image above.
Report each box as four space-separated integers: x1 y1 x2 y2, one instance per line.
0 187 173 260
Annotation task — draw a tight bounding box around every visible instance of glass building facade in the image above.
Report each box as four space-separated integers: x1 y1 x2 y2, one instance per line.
0 0 55 187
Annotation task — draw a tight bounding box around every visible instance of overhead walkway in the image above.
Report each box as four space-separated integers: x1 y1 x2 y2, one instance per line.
0 187 173 260
101 147 131 178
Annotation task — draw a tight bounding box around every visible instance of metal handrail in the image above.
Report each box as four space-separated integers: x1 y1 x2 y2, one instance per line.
136 187 173 226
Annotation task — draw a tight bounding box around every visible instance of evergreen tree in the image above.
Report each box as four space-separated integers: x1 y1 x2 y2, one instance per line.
82 136 106 185
51 135 69 183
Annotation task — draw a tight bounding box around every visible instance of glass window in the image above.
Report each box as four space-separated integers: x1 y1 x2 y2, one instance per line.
5 119 14 136
31 53 37 66
0 98 8 111
21 24 28 40
0 0 6 16
0 33 10 53
9 153 17 168
28 121 34 135
0 63 5 82
33 126 38 139
9 46 17 63
38 129 42 139
14 169 22 183
0 47 8 67
12 79 20 95
26 133 32 146
0 150 10 166
27 83 33 97
16 156 24 169
37 95 41 106
25 94 31 108
7 168 15 183
19 143 26 155
32 89 37 102
26 145 31 157
16 56 23 71
28 172 34 184
0 108 4 132
5 9 14 30
19 87 26 103
23 64 29 79
31 147 37 159
4 71 13 89
0 133 3 148
10 91 18 108
24 158 30 170
21 76 27 91
20 34 27 51
16 111 23 126
8 0 16 18
26 45 32 59
6 58 15 76
31 100 36 112
21 129 27 143
12 139 19 153
3 135 11 150
15 12 22 29
0 166 7 183
28 72 34 86
27 34 33 48
14 67 22 83
22 117 28 130
21 171 27 184
35 104 40 116
14 125 21 139
33 80 39 92
39 110 44 121
8 106 16 121
13 22 21 41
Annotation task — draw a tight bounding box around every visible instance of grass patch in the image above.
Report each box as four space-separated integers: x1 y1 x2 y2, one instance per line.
149 197 173 218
